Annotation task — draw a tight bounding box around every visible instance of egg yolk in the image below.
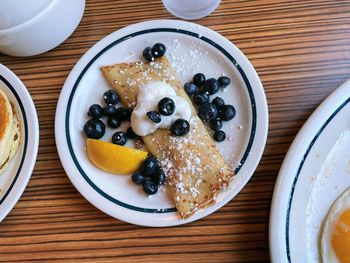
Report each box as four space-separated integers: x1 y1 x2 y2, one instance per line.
332 209 350 262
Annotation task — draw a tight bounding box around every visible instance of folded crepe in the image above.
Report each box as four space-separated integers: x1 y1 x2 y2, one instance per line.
0 89 20 174
101 57 234 218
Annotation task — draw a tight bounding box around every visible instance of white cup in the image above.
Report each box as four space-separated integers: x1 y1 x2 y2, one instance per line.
0 0 54 30
162 0 221 20
0 0 85 57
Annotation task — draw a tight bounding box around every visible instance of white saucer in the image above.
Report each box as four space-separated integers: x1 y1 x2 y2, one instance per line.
0 64 39 222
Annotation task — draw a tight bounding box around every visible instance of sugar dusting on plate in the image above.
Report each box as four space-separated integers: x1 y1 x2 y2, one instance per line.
166 37 246 169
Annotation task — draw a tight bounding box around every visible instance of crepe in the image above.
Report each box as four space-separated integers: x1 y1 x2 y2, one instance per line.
0 89 20 174
101 57 234 218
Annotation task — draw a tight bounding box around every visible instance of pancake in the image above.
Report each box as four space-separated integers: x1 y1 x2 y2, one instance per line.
0 89 20 174
101 57 234 218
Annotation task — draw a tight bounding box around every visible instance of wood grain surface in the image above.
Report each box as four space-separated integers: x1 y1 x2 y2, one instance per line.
1 0 350 262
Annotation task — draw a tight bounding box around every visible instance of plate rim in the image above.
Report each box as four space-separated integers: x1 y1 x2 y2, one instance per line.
55 19 268 226
269 78 350 262
0 64 39 222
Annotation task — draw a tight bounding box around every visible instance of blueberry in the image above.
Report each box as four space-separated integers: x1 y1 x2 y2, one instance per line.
116 107 132 121
103 105 117 116
151 43 166 58
184 82 198 95
212 96 225 109
87 104 103 119
170 118 190 136
147 111 161 123
158 97 175 116
108 115 121 129
204 78 220 95
198 103 218 122
218 76 231 88
142 156 159 175
213 130 226 142
103 90 119 105
112 131 127 145
193 73 206 86
126 127 138 139
131 172 146 185
84 119 105 139
153 168 166 185
142 180 158 195
193 92 210 105
143 47 154 62
219 105 236 121
210 118 223 131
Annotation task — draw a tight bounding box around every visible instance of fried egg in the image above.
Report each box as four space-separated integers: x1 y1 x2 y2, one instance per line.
321 187 350 263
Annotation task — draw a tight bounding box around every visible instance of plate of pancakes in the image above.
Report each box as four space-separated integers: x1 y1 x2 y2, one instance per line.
0 64 39 222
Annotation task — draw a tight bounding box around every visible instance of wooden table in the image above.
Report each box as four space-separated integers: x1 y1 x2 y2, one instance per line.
1 0 349 262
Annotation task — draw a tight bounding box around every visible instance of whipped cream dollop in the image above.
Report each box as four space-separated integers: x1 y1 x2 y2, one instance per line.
131 81 191 136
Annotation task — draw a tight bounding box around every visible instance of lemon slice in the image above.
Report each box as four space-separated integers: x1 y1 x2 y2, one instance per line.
86 139 148 175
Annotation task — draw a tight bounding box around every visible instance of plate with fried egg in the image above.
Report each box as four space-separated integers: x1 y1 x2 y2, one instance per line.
0 64 39 222
270 79 350 262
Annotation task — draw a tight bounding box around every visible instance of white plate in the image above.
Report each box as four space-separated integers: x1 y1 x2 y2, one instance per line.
270 79 350 262
55 20 268 227
0 64 39 222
